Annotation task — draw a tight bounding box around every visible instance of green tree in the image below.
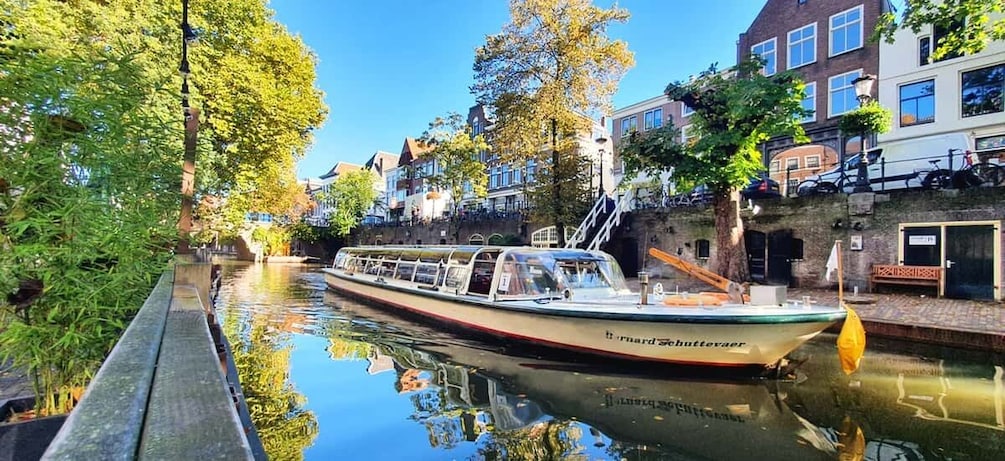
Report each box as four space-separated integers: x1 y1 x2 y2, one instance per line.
0 1 179 413
620 60 808 281
324 169 378 238
419 112 490 240
472 0 634 246
876 0 1005 62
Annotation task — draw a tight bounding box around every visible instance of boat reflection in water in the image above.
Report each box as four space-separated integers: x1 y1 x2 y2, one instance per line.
323 291 855 460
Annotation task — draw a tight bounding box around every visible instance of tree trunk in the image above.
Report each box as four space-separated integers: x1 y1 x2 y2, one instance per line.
552 118 564 247
712 188 749 282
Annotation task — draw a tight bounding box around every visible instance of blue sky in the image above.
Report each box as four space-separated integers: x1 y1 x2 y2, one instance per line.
273 1 767 179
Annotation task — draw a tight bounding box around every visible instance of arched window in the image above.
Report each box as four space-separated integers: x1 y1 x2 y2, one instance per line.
468 233 485 245
530 226 575 248
487 233 505 245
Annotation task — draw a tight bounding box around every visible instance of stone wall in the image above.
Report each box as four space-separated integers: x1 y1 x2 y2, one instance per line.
613 188 1005 296
354 217 529 247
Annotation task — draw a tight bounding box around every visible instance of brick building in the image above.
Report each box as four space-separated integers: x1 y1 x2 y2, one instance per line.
738 0 892 193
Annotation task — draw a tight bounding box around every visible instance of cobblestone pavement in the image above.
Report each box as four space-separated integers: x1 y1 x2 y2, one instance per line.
625 277 1005 334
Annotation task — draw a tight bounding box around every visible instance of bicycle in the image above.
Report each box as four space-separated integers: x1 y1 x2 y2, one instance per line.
796 167 855 196
919 149 1004 190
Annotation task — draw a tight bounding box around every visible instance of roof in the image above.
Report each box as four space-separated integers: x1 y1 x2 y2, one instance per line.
398 137 434 167
364 150 400 176
319 161 364 180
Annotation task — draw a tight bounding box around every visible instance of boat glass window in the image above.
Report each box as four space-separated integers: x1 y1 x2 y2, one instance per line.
334 250 349 269
468 253 497 296
395 263 415 281
419 249 447 263
448 248 477 265
445 267 468 289
414 264 439 285
495 253 562 297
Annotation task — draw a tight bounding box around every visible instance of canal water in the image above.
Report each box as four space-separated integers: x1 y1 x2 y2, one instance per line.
216 263 1004 460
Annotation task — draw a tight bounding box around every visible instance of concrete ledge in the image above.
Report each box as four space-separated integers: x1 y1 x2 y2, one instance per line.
138 286 253 460
828 320 1005 353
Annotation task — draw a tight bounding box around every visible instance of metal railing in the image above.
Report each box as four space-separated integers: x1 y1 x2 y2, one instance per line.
565 194 609 248
587 188 634 252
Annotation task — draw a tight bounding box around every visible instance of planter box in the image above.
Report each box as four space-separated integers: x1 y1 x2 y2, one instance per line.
0 397 68 461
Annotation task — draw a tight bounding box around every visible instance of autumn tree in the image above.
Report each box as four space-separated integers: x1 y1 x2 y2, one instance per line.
419 113 491 216
876 0 1005 61
620 60 808 281
472 0 634 246
323 169 378 238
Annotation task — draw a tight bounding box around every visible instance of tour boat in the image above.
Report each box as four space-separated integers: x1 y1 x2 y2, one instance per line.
322 245 847 368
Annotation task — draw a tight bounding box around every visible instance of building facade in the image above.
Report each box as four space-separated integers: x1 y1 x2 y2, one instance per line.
738 0 890 191
876 12 1005 158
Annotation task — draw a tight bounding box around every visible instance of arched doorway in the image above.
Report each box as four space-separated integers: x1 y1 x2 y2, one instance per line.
487 233 505 245
468 234 485 245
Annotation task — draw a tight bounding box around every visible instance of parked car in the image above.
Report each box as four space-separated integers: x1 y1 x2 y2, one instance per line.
361 215 385 226
741 176 782 199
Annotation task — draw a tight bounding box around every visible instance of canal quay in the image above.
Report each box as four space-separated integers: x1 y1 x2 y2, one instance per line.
200 263 1002 460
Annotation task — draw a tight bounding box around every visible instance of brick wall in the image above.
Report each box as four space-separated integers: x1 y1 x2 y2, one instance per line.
616 187 1005 297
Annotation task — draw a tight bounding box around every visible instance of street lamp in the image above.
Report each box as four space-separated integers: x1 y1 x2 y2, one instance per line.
595 135 608 198
851 73 876 193
177 0 200 255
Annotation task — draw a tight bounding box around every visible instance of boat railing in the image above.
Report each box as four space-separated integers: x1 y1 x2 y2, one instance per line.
566 193 609 249
586 188 634 252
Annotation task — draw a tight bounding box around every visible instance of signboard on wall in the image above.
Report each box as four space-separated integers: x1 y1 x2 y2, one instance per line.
908 235 937 246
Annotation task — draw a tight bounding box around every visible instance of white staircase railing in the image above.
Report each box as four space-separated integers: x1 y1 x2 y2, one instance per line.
565 193 609 248
586 188 634 252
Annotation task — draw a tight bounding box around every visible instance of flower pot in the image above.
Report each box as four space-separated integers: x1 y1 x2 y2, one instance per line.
0 396 68 461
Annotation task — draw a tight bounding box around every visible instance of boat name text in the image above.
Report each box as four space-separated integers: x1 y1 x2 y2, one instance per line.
605 331 746 348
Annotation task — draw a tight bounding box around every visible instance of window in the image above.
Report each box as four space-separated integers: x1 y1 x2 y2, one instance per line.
620 116 637 137
801 82 817 123
830 6 862 56
900 79 935 126
770 160 780 173
805 155 820 169
788 23 816 69
644 108 663 130
785 157 799 171
681 103 694 117
681 124 693 144
501 165 510 186
919 36 931 66
962 64 1004 118
828 70 862 117
489 167 499 188
751 38 777 76
526 159 536 183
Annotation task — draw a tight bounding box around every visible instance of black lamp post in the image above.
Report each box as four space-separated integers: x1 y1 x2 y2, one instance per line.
595 136 608 198
851 73 876 193
177 0 200 255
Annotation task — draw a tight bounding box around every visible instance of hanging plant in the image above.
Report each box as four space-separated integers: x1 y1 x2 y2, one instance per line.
838 101 893 136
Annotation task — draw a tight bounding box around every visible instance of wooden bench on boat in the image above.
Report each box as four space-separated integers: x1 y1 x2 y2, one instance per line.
868 264 942 296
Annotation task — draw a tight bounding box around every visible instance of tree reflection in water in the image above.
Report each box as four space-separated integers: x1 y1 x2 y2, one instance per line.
226 313 319 460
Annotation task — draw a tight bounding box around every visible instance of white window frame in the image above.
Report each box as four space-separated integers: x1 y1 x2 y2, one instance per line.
785 157 799 171
770 160 780 173
644 108 663 130
681 124 693 144
801 81 817 123
828 69 862 118
681 102 694 118
829 5 863 57
805 155 821 169
620 116 637 137
751 37 777 76
787 22 817 69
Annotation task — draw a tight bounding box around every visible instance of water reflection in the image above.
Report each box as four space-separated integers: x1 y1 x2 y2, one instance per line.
217 264 1004 460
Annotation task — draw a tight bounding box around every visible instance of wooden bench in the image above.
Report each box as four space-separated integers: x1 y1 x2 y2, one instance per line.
868 264 942 296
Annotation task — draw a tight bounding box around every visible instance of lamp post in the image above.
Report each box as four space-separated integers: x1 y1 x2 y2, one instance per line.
851 73 876 193
177 0 200 255
595 136 608 198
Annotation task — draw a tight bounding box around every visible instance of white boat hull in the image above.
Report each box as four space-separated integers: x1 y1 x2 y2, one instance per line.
324 269 843 367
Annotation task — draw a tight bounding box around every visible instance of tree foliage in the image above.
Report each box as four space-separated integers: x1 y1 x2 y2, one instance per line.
838 101 893 137
876 0 1005 62
472 0 634 243
0 0 325 413
419 113 491 216
0 0 179 413
620 60 808 280
323 170 378 238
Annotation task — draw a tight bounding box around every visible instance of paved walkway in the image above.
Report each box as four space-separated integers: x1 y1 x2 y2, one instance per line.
626 276 1005 352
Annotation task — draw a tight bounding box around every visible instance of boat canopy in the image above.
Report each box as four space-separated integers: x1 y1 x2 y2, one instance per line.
495 248 630 299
